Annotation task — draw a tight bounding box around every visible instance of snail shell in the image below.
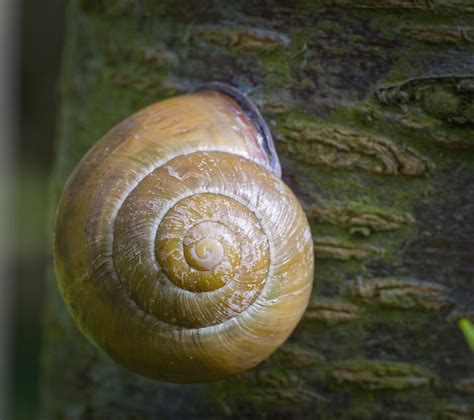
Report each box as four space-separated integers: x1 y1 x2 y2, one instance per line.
54 83 314 383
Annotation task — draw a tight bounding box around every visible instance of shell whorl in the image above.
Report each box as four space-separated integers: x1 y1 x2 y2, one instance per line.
54 88 314 382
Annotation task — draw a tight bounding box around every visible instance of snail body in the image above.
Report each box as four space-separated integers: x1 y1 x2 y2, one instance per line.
54 84 314 383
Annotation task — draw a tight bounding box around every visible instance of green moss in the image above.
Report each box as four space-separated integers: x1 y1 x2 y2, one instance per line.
461 102 474 123
327 359 436 390
423 87 460 121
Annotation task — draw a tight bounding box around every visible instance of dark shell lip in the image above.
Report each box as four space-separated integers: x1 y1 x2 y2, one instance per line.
196 82 282 178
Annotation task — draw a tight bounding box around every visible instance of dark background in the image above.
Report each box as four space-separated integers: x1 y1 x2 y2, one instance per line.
7 1 66 418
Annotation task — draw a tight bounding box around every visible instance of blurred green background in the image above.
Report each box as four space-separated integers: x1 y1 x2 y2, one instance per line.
8 0 66 418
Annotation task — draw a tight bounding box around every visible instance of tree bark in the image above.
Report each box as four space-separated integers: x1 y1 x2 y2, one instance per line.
40 1 474 418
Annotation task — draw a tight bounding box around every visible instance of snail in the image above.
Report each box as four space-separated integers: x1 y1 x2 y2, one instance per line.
54 83 314 383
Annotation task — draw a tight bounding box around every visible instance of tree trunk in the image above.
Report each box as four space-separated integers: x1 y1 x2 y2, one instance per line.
40 1 474 418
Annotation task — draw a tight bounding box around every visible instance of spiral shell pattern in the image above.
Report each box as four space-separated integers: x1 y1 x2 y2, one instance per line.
54 89 314 382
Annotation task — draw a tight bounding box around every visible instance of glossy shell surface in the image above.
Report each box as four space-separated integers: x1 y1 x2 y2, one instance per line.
54 89 314 382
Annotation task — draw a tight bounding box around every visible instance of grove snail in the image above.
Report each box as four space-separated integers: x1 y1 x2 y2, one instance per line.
54 83 314 383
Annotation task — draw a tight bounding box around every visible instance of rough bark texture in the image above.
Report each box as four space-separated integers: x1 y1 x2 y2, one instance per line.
41 1 474 419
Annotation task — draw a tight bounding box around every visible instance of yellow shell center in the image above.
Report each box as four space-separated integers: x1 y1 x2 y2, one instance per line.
184 237 224 271
155 193 252 292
